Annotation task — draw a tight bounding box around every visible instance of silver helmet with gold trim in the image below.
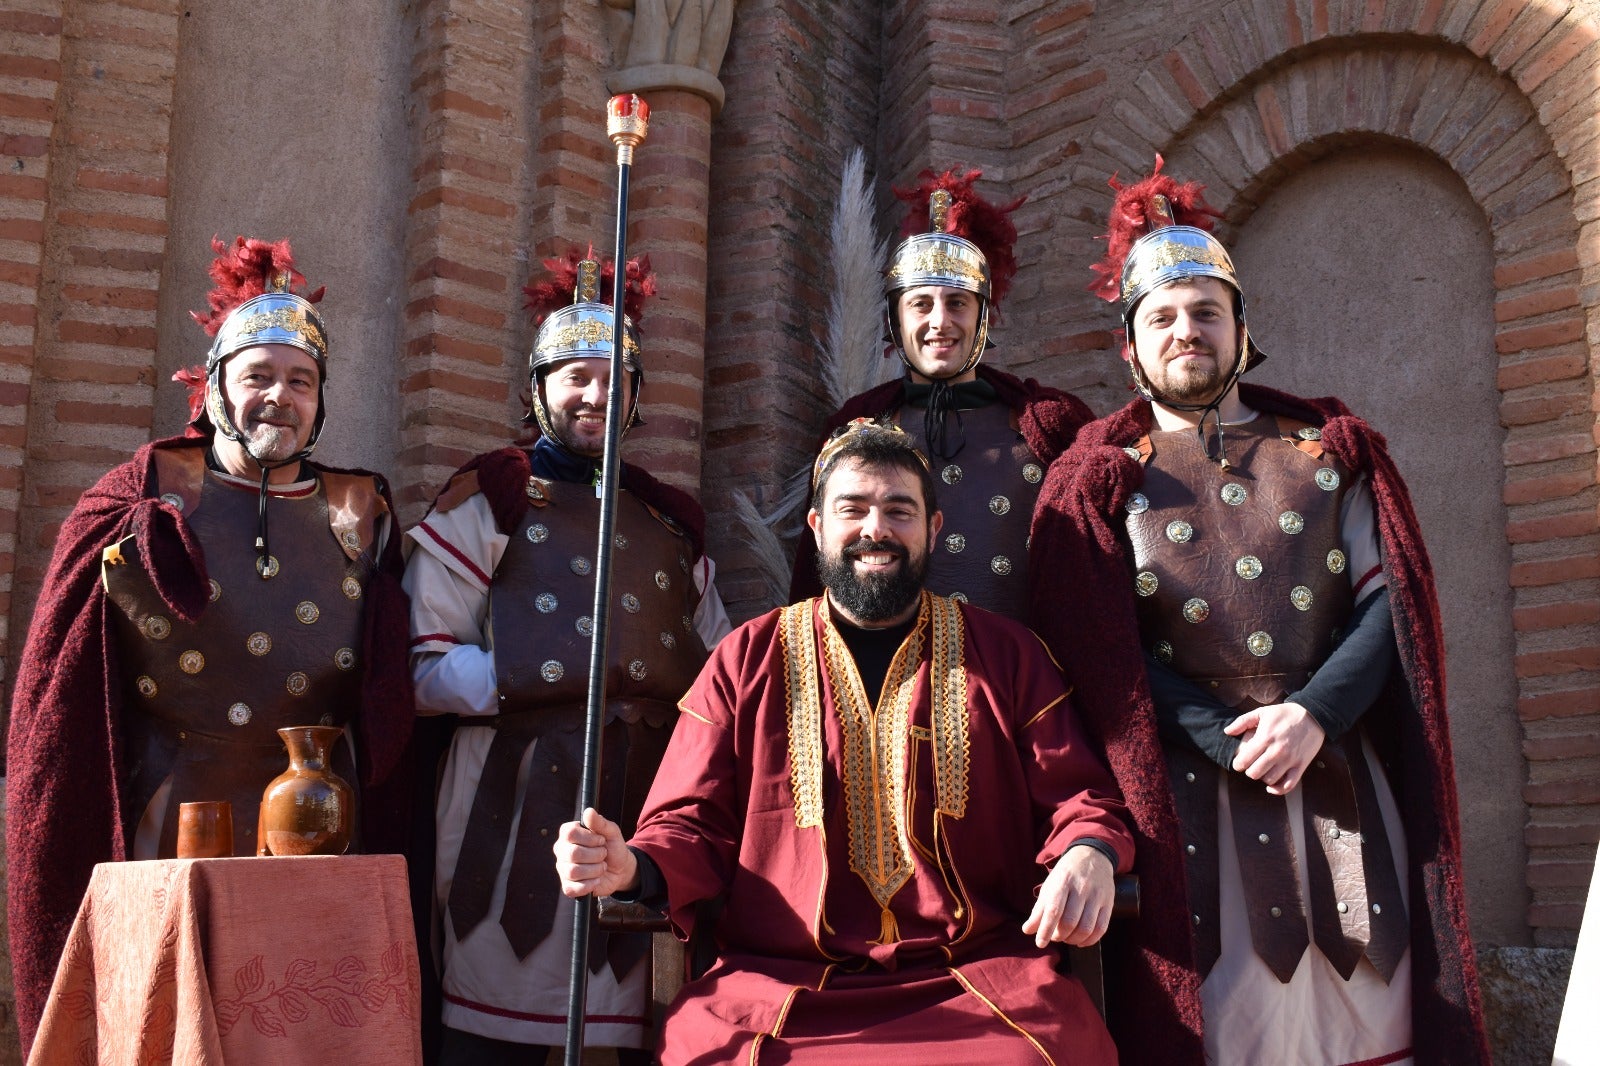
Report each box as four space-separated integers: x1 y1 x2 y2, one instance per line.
188 237 330 457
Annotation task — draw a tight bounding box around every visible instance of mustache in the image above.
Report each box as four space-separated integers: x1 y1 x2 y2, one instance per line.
246 404 301 428
842 538 908 561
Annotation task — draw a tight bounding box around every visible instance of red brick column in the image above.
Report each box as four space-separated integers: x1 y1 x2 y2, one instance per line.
0 2 62 699
624 90 711 495
397 0 535 518
7 0 176 692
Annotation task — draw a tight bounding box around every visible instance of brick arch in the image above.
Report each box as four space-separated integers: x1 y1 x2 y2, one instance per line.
1070 12 1600 940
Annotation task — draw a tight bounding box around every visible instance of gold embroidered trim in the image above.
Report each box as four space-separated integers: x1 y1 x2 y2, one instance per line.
928 594 970 818
1021 691 1067 731
825 599 922 918
946 965 1056 1065
779 600 825 829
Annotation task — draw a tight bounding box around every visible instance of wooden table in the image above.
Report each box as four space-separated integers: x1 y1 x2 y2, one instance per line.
29 854 422 1065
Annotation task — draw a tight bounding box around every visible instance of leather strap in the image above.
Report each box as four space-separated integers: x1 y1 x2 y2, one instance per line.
1228 771 1309 983
1165 746 1222 978
1299 737 1368 979
446 718 530 943
1346 733 1408 981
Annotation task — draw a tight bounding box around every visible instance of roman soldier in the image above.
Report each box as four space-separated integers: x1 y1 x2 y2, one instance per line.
403 249 731 1064
1030 159 1489 1064
791 168 1092 620
6 236 413 1053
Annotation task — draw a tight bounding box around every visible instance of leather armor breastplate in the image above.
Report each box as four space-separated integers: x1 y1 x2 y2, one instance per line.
899 400 1042 620
104 459 376 855
491 478 707 715
1127 415 1353 709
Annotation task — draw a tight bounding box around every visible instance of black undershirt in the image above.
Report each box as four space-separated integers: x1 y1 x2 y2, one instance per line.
1148 587 1398 769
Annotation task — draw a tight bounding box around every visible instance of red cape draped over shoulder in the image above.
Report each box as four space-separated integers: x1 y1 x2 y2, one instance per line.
790 365 1092 602
5 437 416 1053
1028 384 1488 1066
444 445 706 554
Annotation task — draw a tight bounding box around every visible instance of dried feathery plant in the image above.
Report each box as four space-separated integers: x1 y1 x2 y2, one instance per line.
731 146 889 610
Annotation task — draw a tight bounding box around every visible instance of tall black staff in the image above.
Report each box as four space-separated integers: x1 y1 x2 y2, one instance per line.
564 91 649 1066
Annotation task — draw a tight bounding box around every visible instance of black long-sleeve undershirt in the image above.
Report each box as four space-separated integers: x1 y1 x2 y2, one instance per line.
1148 587 1397 769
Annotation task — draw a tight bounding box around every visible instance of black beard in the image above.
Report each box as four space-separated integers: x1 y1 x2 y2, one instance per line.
817 537 927 624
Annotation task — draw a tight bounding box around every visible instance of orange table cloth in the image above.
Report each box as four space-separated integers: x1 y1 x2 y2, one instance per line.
29 854 421 1065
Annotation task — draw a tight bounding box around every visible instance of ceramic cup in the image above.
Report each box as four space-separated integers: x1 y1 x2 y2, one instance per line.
176 800 234 859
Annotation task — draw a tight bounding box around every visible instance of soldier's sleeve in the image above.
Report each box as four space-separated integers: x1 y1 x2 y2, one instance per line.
1340 475 1386 604
403 492 506 717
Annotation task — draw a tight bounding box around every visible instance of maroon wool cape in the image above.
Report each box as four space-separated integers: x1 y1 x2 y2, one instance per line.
789 364 1092 601
5 436 417 1053
1028 384 1489 1066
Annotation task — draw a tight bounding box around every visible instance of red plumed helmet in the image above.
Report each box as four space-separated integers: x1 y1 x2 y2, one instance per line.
189 235 323 337
891 168 1024 306
521 246 655 327
1087 154 1220 303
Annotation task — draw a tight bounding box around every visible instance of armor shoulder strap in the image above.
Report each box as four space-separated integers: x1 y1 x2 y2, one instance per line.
152 446 205 515
321 471 388 562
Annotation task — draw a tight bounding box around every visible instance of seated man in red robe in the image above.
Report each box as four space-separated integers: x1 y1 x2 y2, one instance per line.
557 419 1134 1064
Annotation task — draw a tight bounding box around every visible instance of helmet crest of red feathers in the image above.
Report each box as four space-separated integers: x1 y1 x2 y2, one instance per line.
893 168 1023 306
1087 154 1220 303
522 246 655 326
175 236 324 430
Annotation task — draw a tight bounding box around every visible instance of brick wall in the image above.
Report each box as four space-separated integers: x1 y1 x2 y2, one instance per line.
699 0 883 613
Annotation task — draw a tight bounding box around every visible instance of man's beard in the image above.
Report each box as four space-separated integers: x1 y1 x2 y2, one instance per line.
240 404 304 463
1151 346 1230 404
817 537 928 624
549 404 608 457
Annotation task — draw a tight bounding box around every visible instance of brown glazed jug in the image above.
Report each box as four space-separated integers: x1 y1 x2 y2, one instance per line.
258 725 354 856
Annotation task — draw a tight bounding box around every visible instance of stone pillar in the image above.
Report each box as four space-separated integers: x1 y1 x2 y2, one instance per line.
602 0 737 497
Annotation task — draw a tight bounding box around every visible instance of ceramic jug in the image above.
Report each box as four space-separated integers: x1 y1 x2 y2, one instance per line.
258 725 353 856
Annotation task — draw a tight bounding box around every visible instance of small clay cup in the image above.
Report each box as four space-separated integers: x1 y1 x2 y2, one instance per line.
176 800 234 859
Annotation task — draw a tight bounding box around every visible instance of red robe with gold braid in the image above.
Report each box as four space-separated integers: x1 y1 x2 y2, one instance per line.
631 592 1134 1065
5 436 415 1054
1029 384 1488 1065
790 364 1092 604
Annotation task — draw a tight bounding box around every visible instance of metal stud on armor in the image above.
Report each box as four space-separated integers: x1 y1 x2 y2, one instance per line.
900 402 1039 619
